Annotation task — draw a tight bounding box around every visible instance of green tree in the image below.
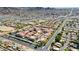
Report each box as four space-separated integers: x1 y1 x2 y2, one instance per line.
55 33 62 42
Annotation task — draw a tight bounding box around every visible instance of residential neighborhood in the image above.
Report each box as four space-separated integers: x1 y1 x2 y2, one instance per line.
0 7 79 51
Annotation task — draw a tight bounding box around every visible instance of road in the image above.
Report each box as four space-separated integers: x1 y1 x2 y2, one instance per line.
5 35 36 50
59 9 73 51
41 18 68 50
41 9 73 51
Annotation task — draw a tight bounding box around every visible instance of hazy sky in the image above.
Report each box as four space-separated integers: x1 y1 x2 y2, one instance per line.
0 0 79 7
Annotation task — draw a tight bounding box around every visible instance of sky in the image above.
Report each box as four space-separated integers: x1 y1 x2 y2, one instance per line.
0 0 79 7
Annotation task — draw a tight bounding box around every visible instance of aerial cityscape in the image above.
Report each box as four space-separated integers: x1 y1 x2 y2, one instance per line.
0 7 79 51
